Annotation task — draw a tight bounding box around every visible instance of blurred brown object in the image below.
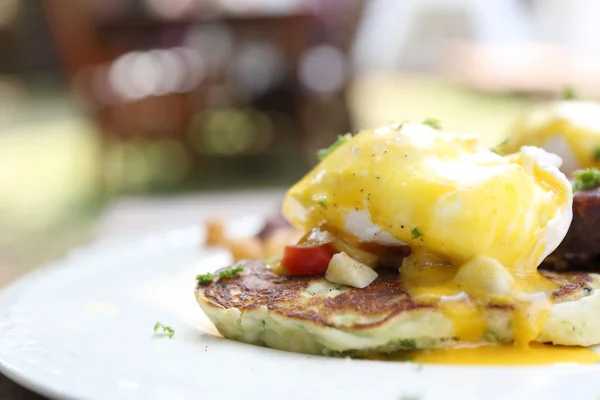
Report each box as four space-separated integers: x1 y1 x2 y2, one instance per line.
263 228 303 256
227 236 265 261
205 218 227 246
44 1 365 192
204 216 302 261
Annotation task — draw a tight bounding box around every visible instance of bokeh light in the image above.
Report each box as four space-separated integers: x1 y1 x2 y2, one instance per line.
299 45 347 95
0 0 20 28
108 47 205 102
184 24 235 73
228 42 285 97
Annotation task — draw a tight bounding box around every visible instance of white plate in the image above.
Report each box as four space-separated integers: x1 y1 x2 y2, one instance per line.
1 221 600 400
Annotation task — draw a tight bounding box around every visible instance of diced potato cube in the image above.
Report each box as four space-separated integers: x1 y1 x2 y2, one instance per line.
454 256 515 297
325 252 378 288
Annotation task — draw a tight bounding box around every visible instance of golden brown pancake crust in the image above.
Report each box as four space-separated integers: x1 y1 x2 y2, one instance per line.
200 260 429 329
198 261 595 330
542 269 594 301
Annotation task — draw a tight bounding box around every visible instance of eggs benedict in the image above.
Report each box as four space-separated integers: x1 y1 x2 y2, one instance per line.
196 122 600 362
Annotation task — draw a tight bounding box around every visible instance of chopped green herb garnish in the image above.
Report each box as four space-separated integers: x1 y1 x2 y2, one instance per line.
390 122 404 131
317 196 328 209
317 133 352 161
490 138 509 155
410 228 424 241
334 285 348 291
196 272 215 285
154 322 175 338
562 86 577 101
593 147 600 162
573 168 600 192
219 265 244 279
422 118 441 130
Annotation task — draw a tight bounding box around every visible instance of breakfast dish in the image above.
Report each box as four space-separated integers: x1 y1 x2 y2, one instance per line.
196 121 600 361
3 226 599 400
198 261 600 356
498 92 600 175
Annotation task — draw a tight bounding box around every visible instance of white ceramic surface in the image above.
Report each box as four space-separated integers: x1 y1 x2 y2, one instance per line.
2 220 600 400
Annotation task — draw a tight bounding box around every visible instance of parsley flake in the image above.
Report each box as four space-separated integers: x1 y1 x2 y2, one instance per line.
422 118 441 130
196 272 215 285
154 322 175 338
490 138 509 155
390 122 404 131
410 227 424 241
317 133 352 161
317 196 328 209
219 265 244 279
573 168 600 192
562 86 577 101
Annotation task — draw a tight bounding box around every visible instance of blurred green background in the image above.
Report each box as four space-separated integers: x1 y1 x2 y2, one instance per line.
2 0 598 279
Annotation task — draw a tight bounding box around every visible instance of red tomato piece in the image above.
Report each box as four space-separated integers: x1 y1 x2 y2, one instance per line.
282 244 335 276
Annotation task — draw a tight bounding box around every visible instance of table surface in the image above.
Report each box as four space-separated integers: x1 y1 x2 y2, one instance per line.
0 190 284 399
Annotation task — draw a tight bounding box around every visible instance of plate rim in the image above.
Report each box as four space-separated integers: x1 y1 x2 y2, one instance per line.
2 223 600 400
0 226 206 400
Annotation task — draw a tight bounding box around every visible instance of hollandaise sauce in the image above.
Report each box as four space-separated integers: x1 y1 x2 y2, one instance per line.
381 344 600 366
279 122 581 356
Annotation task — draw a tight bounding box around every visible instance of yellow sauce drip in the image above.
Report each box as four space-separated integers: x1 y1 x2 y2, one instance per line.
511 299 550 347
398 253 559 346
284 124 571 278
282 123 574 349
439 302 487 342
411 343 600 365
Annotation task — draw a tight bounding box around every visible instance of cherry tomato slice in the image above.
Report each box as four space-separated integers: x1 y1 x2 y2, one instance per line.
282 244 335 276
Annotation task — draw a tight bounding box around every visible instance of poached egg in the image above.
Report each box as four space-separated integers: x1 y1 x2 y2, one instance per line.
283 122 573 346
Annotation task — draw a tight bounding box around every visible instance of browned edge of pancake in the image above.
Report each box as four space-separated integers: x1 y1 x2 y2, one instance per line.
197 260 595 330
